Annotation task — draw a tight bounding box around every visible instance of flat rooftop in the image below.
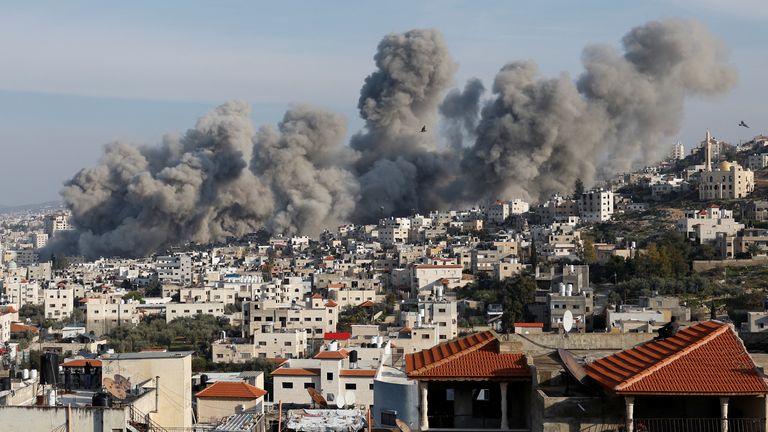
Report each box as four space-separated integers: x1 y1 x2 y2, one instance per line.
102 351 193 360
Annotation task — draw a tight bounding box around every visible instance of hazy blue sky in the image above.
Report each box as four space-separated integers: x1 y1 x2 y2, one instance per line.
1 1 766 206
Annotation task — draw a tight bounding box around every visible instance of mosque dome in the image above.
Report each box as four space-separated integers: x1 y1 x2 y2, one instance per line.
718 161 732 171
6 261 17 270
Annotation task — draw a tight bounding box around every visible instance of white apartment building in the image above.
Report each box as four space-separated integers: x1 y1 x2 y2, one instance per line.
670 142 685 160
166 302 224 323
271 341 384 408
212 330 309 362
378 223 410 246
30 232 48 249
487 201 509 224
85 300 140 336
0 306 18 344
578 189 614 223
678 206 744 243
328 288 377 309
509 199 530 215
2 279 41 310
399 298 458 342
44 287 74 320
155 254 193 286
747 154 768 171
242 295 339 338
44 213 71 237
410 264 462 299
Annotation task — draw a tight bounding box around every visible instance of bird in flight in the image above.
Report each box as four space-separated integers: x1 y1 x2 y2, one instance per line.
420 125 427 133
739 120 749 128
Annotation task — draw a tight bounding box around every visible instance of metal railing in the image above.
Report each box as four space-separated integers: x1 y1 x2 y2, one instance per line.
633 418 766 432
129 405 170 432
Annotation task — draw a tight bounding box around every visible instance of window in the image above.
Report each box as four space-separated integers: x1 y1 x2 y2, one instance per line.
381 411 397 426
345 383 357 390
326 372 334 381
282 382 293 389
422 334 430 339
285 341 292 346
304 382 315 389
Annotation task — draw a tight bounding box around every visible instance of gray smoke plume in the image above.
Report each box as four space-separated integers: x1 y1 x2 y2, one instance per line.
439 78 485 150
252 105 360 237
460 19 736 202
351 29 458 221
53 19 736 258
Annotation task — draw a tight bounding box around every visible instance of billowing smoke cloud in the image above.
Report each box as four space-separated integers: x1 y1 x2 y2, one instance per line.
460 19 736 201
54 19 736 258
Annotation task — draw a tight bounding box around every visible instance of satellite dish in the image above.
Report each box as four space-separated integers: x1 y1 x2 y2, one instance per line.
563 310 574 333
345 390 356 407
557 348 588 386
306 387 328 408
335 393 346 409
103 377 127 400
396 419 412 432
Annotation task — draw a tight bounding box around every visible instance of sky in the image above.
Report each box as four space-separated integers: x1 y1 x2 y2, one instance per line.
0 1 766 206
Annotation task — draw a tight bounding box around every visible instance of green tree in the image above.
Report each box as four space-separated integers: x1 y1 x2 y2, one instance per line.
123 291 144 303
581 237 598 264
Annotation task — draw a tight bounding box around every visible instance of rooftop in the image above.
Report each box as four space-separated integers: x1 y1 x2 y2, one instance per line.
405 331 530 381
586 320 768 395
196 381 267 399
102 351 193 360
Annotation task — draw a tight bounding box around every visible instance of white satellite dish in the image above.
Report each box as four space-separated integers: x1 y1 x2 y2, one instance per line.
563 310 574 333
335 393 346 409
345 390 356 407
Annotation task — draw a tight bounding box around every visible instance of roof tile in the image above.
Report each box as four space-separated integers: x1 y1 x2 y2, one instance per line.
195 381 267 399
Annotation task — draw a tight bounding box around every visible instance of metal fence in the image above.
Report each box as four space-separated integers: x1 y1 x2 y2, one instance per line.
633 418 766 432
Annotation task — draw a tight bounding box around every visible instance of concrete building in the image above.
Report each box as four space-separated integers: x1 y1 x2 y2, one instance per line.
677 206 744 243
699 131 754 200
410 264 463 299
165 302 224 323
578 189 614 223
155 254 193 286
743 200 768 222
670 141 685 160
44 287 74 320
242 295 339 338
399 298 458 342
747 153 768 170
44 212 71 237
84 300 140 336
30 232 48 249
195 381 267 424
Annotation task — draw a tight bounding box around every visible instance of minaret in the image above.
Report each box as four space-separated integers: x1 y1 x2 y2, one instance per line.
705 129 712 172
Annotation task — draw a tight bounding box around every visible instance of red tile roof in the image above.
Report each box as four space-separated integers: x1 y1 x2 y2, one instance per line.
324 300 338 308
195 381 267 399
271 367 320 377
11 323 38 333
340 369 377 377
324 332 352 340
314 349 349 360
514 323 544 328
358 300 375 308
0 306 18 314
311 293 322 299
62 359 102 368
586 321 768 395
405 331 530 380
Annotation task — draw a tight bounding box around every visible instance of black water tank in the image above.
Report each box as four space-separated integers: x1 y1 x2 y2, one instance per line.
0 377 10 391
40 353 59 385
92 392 112 407
200 374 209 389
349 350 358 364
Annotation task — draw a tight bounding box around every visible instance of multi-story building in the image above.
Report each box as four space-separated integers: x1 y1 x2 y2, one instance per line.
212 330 308 362
487 201 509 224
410 264 463 299
747 153 768 171
2 279 41 310
84 299 140 336
678 205 743 243
30 232 48 249
242 295 339 338
399 298 457 342
44 212 71 237
578 189 614 222
743 200 768 222
699 131 754 200
670 142 685 160
44 287 74 320
165 302 224 323
155 254 193 286
546 283 594 332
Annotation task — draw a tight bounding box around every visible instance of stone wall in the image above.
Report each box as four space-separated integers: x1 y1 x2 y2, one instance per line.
501 332 654 356
692 256 768 272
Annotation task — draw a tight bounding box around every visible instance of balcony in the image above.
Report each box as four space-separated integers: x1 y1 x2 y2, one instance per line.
632 418 766 432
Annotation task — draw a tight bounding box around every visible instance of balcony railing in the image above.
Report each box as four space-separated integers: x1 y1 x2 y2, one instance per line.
633 418 766 432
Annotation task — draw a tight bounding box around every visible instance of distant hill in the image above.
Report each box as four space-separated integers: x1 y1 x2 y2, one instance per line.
0 200 63 215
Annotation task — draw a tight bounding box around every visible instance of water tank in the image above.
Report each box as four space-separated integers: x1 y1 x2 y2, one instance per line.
328 340 339 352
30 369 38 382
46 389 56 406
92 392 112 407
349 350 358 365
0 377 10 391
566 283 574 297
22 369 29 380
40 353 59 385
200 374 209 389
